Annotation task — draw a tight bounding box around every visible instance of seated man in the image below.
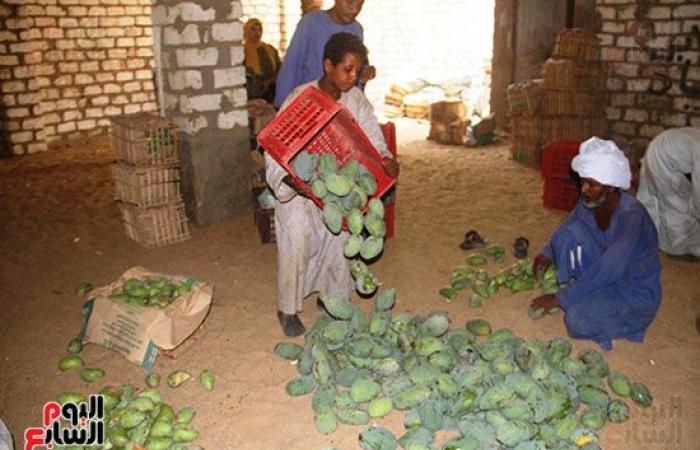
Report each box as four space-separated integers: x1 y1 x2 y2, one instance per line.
531 137 662 351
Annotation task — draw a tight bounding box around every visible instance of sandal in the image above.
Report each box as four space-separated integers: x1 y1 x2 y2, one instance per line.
513 237 530 259
459 230 487 250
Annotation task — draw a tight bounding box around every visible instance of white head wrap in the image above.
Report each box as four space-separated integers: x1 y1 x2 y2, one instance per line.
571 137 631 189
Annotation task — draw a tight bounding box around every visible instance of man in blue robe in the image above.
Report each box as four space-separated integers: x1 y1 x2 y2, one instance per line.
531 137 662 351
274 0 365 108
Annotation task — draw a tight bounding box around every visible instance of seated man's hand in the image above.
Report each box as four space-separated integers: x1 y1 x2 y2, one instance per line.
531 293 559 311
532 254 551 280
283 175 310 197
383 157 399 178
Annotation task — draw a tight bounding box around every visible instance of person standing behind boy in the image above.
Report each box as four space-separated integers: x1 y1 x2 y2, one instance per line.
274 0 366 108
301 0 323 15
265 33 399 336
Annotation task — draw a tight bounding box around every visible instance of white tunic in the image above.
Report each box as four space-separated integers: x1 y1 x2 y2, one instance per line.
265 81 391 314
637 127 700 256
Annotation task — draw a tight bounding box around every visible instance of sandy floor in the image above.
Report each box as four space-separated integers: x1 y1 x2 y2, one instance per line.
1 119 698 450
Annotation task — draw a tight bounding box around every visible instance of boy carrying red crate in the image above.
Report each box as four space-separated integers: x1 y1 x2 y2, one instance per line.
264 32 399 336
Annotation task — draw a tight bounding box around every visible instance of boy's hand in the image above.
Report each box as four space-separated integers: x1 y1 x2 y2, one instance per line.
283 175 310 197
383 157 399 178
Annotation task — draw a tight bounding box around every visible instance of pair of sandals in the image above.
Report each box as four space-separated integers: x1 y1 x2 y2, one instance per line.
459 230 530 259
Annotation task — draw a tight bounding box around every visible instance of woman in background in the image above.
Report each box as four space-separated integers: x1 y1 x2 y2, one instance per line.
244 18 281 104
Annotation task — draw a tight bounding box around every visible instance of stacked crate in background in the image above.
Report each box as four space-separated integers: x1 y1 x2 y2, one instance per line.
510 29 607 168
541 140 581 211
508 78 544 167
111 113 191 248
541 28 607 143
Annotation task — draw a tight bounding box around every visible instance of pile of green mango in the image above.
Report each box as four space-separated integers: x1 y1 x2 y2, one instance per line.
107 277 193 309
56 384 200 450
438 249 565 319
274 289 653 450
55 333 213 449
292 151 381 234
293 150 389 296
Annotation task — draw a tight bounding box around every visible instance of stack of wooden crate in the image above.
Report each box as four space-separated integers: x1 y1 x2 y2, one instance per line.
541 28 607 143
510 28 607 168
111 113 191 248
509 78 545 167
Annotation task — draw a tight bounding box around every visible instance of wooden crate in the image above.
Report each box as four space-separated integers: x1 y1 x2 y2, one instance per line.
552 28 600 61
112 163 181 207
543 59 607 91
542 90 606 116
542 116 607 143
511 139 543 169
111 113 180 166
119 201 191 248
511 115 543 141
507 79 544 116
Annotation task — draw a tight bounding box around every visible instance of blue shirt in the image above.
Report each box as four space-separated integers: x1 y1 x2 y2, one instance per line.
273 11 363 107
543 192 661 313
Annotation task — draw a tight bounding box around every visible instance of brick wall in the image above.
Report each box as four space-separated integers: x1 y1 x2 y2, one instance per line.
152 0 251 226
597 0 700 161
0 0 157 156
152 0 247 135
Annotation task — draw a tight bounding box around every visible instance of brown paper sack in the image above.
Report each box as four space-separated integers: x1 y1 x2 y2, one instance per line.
79 266 213 370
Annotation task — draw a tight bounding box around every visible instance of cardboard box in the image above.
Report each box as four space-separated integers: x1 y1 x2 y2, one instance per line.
79 267 213 370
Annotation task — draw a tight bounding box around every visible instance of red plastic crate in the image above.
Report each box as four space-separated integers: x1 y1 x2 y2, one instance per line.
258 86 396 211
541 140 580 179
384 202 395 239
543 178 580 211
380 122 396 239
381 121 397 159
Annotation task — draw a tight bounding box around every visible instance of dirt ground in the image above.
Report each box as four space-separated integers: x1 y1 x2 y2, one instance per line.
1 119 698 450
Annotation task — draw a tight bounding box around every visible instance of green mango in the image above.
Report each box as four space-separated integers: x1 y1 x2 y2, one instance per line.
200 369 215 391
630 382 652 407
367 397 393 419
167 370 192 388
311 179 328 198
347 209 364 235
79 368 105 383
323 202 343 234
325 173 352 197
58 355 84 372
66 338 83 355
367 198 385 219
344 235 364 258
360 236 384 260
